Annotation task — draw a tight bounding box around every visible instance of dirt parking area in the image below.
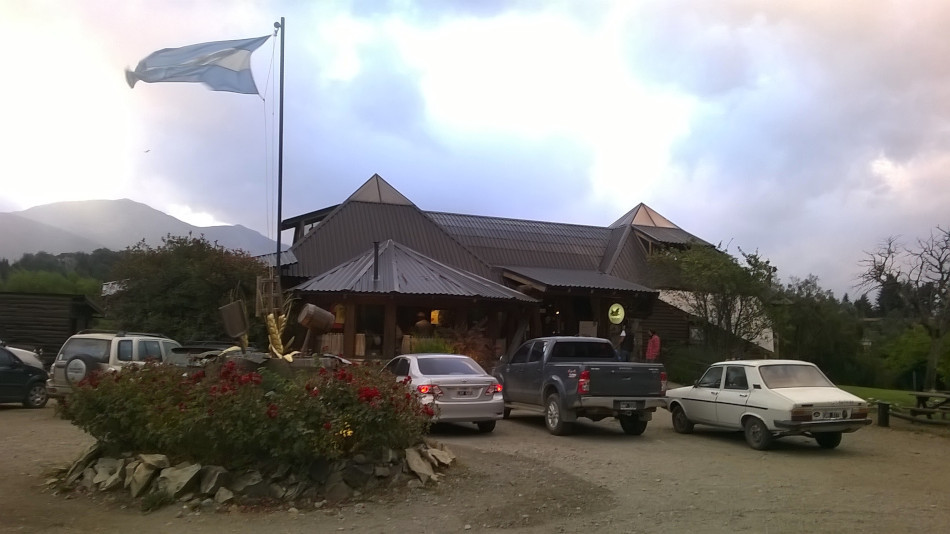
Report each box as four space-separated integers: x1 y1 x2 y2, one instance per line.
2 402 950 533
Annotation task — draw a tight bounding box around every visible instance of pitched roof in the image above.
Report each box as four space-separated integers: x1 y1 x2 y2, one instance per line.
610 203 710 246
500 266 656 294
292 240 537 302
287 175 492 279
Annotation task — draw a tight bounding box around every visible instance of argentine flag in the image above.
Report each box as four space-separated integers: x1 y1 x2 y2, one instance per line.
125 35 270 95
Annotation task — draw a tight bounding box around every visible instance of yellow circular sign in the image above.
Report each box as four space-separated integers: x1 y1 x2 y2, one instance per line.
608 303 625 324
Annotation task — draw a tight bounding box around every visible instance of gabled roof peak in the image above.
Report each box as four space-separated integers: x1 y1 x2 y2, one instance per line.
346 173 414 206
610 203 680 229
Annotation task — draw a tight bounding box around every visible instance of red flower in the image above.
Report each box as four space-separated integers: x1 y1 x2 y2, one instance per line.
357 386 381 402
178 402 186 412
323 422 332 430
422 405 435 417
309 388 320 397
266 403 279 419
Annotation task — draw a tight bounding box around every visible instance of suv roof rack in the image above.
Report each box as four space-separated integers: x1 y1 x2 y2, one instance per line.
76 329 170 338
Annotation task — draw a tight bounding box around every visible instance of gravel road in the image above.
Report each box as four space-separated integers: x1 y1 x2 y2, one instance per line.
2 402 949 533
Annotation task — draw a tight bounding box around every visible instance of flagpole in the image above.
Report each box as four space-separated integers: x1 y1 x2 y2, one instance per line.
275 17 285 285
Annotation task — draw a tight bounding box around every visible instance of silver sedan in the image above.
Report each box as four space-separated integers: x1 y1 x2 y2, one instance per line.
383 353 504 433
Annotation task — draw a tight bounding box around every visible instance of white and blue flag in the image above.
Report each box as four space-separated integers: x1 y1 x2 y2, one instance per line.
125 35 270 94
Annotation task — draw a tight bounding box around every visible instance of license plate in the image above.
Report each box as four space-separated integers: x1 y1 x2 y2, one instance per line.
821 411 842 419
456 389 471 397
619 401 636 410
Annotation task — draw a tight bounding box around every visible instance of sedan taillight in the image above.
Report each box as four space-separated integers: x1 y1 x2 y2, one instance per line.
790 407 813 421
484 383 502 397
417 384 443 397
850 405 869 419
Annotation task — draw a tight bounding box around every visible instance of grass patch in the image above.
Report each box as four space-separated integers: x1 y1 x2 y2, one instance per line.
840 385 918 407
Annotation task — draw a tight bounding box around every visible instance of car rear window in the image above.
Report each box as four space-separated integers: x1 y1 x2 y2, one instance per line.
417 357 483 376
58 338 110 364
759 364 834 388
550 341 617 361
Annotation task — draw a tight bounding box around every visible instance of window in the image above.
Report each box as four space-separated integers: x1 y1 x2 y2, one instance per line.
0 348 12 367
59 338 110 363
697 366 724 388
417 357 482 376
724 367 749 390
117 340 133 362
550 341 617 361
527 342 544 363
385 357 410 376
137 340 162 362
509 343 531 364
759 364 834 388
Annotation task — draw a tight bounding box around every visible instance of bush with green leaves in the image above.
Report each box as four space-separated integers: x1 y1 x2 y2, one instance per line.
62 359 432 469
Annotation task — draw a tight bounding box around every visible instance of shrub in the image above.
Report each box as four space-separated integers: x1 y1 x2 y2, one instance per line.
62 359 432 470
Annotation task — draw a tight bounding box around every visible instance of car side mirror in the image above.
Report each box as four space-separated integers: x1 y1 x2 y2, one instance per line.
693 379 698 386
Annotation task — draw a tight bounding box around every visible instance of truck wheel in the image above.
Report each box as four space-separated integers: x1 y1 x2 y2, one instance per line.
671 405 694 434
618 414 648 436
544 393 574 436
743 417 773 450
476 421 496 433
814 432 842 449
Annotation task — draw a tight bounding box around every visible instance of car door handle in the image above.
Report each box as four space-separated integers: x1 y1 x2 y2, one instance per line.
739 394 748 397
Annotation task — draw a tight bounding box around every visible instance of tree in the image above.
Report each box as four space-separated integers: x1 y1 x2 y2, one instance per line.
649 244 777 359
860 227 950 391
104 235 267 343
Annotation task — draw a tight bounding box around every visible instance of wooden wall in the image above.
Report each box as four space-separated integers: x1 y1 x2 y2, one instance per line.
0 292 100 363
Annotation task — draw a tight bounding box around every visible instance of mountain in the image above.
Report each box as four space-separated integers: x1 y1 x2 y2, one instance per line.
1 199 280 261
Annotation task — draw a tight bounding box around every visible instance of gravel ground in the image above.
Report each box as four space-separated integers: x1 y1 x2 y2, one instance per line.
2 402 950 533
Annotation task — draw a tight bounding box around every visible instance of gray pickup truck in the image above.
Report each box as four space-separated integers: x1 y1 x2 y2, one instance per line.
492 336 667 435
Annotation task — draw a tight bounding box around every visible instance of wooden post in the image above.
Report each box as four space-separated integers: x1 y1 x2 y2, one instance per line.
383 301 397 360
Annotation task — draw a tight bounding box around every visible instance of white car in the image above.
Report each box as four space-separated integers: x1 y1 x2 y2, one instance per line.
383 353 504 433
665 359 871 450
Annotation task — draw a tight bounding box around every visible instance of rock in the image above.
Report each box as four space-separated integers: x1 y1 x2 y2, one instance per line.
342 463 374 488
308 460 330 485
214 487 234 504
324 480 352 503
65 442 102 485
199 466 231 496
426 448 455 467
92 457 120 483
284 482 309 501
156 463 201 499
270 463 291 481
200 498 216 512
404 447 435 483
79 467 97 490
269 482 287 500
230 470 263 494
352 453 369 465
374 466 391 478
100 459 126 491
407 479 424 489
129 463 159 498
123 460 141 489
138 454 170 470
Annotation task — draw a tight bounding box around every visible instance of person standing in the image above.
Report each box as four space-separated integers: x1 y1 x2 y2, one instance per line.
645 329 660 362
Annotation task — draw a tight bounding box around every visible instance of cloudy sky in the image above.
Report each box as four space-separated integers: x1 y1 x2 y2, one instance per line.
2 0 949 299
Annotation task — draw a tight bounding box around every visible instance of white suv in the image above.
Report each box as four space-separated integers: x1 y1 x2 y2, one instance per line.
46 331 181 400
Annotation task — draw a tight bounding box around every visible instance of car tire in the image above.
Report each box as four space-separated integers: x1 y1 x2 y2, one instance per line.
65 354 97 385
23 381 49 409
814 432 842 449
618 414 648 436
671 405 694 434
743 417 773 450
502 407 511 419
476 420 496 433
544 393 574 436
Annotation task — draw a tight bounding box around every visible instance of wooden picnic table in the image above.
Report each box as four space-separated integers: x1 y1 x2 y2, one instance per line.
910 391 950 420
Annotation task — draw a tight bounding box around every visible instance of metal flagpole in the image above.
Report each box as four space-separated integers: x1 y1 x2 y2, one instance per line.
274 17 285 291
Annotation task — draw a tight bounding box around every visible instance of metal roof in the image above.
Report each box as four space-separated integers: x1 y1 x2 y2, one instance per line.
257 249 297 269
633 225 711 246
426 211 611 270
293 240 537 302
500 266 656 294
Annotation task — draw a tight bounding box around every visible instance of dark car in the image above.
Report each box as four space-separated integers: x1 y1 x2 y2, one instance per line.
0 345 49 408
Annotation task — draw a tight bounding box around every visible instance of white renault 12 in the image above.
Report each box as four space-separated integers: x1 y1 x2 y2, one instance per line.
665 359 872 450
